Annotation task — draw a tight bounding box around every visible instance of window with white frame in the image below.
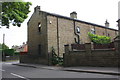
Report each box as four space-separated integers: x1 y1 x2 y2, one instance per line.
91 28 95 34
76 27 80 33
38 22 41 32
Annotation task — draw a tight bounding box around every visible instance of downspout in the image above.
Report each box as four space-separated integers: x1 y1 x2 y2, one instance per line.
57 17 60 56
73 21 80 44
94 26 96 34
105 28 108 36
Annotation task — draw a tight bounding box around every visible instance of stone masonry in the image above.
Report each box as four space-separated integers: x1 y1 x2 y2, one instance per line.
20 6 118 64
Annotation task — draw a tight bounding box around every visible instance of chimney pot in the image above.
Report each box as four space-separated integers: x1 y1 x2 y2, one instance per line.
105 20 109 27
34 6 40 12
70 11 77 19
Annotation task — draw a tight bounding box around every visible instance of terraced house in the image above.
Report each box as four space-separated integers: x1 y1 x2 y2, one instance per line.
27 6 118 58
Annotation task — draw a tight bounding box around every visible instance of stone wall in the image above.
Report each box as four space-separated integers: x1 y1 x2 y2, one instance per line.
47 15 118 57
23 6 118 65
47 16 76 57
20 54 48 65
28 8 48 58
63 43 119 67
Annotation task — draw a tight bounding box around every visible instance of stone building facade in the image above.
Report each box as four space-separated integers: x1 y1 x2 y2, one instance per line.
27 6 118 58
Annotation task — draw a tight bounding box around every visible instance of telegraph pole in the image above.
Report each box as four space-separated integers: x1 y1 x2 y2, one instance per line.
118 2 120 51
2 34 5 61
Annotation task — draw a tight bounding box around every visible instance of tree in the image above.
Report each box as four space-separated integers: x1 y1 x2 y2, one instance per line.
0 2 32 28
0 43 9 50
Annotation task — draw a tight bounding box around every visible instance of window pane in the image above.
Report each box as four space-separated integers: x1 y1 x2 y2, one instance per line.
38 22 41 32
76 27 80 33
91 28 95 34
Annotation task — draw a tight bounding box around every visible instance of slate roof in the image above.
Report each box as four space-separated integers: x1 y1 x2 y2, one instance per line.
41 10 118 31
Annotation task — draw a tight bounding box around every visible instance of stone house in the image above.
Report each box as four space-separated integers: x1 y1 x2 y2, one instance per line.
27 6 118 58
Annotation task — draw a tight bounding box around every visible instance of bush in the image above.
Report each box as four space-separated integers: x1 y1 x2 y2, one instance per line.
1 49 20 56
14 52 20 55
4 49 15 56
51 47 63 66
88 32 111 44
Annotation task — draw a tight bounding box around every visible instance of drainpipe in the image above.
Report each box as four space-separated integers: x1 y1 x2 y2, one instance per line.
73 21 80 44
57 17 60 56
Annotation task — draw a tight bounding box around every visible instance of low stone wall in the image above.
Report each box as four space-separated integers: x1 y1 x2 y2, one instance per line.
64 50 119 67
20 54 49 65
63 43 119 67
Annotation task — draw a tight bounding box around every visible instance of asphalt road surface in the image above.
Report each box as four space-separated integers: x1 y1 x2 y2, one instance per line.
1 61 119 80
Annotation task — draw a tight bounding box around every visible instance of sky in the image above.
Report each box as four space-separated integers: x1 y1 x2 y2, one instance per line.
0 0 120 48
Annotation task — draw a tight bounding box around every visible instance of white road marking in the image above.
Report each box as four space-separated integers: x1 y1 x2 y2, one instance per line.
0 69 5 72
10 73 30 80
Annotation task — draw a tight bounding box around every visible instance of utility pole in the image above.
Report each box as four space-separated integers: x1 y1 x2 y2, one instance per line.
118 2 120 51
2 34 5 61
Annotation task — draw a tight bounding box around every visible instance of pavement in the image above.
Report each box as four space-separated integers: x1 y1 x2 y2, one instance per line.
12 63 120 76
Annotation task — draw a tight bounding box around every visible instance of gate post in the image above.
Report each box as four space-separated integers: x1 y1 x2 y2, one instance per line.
64 44 70 54
85 43 92 54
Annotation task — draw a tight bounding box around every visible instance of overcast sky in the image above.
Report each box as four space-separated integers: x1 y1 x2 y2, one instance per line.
0 0 120 48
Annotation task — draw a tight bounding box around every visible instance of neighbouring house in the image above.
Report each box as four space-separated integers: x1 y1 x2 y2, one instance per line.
27 6 118 58
12 42 28 52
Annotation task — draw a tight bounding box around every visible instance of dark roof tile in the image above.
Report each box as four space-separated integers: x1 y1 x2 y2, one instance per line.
41 11 118 31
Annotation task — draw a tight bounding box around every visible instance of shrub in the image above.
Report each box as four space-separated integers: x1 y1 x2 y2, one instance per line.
51 47 63 66
14 52 20 55
4 49 15 56
88 32 111 44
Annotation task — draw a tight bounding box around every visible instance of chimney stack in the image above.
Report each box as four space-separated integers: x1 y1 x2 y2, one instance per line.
34 6 40 12
105 20 109 27
70 11 77 19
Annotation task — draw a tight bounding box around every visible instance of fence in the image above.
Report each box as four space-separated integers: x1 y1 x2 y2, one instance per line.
71 44 85 50
71 42 115 50
93 42 114 49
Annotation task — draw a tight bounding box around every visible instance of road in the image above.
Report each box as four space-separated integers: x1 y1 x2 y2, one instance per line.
0 61 119 80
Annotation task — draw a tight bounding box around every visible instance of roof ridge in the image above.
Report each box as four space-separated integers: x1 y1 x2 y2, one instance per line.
40 10 118 31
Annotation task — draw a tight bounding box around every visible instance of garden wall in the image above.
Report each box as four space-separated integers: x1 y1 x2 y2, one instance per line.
20 54 49 65
63 42 120 67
